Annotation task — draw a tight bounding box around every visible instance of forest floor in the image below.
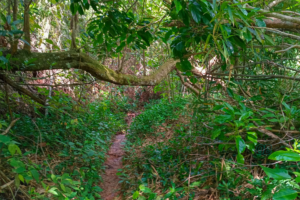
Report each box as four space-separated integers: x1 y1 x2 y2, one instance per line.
100 112 138 200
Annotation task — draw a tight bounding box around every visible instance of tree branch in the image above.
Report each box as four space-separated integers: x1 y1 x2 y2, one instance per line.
247 4 300 24
265 0 285 10
176 69 200 95
281 11 300 16
252 26 300 41
1 118 20 135
0 73 46 105
274 45 300 53
208 73 300 81
7 50 179 86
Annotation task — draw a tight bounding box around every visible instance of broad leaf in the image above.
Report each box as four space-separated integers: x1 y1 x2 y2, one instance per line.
261 166 291 180
15 174 20 188
0 135 11 144
239 111 253 121
30 169 40 182
247 132 257 145
273 188 298 200
8 143 22 156
212 129 221 139
268 151 300 162
174 0 183 13
133 191 139 199
189 4 201 23
256 18 266 27
139 185 151 193
237 153 244 164
236 136 246 154
48 187 58 195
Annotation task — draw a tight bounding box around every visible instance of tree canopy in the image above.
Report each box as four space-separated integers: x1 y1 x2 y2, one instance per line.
1 0 300 99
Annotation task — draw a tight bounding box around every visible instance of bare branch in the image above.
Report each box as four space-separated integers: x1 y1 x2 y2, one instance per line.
247 4 300 24
252 26 300 41
265 0 285 10
281 10 300 16
176 69 200 95
274 45 300 53
0 180 14 190
1 118 20 135
208 73 300 81
256 126 290 148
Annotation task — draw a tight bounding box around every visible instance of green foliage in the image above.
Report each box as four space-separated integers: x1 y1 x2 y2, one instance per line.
0 93 126 200
128 97 187 138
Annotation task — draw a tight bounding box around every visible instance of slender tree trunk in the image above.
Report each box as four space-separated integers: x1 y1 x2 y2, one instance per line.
167 75 171 103
45 70 53 117
23 0 31 51
11 0 18 54
5 84 13 120
40 18 51 52
71 13 78 49
143 50 146 76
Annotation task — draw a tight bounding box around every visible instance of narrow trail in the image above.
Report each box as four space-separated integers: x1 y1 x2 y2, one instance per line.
100 112 137 200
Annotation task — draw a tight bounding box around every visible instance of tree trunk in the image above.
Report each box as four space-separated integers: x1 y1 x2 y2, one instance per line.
71 13 78 49
11 0 18 54
23 0 31 51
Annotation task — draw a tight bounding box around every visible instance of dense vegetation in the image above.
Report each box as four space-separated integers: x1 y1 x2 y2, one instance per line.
1 0 300 199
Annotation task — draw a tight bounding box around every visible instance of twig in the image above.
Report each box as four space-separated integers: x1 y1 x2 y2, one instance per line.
275 45 300 53
5 84 13 120
281 11 300 16
265 0 285 10
271 130 300 134
1 118 20 135
252 121 290 148
0 170 31 199
126 0 138 13
0 180 14 189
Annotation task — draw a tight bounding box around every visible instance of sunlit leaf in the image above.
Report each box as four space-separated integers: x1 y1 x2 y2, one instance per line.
268 151 300 162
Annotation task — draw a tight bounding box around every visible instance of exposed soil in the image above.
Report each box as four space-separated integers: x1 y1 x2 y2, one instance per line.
100 112 137 200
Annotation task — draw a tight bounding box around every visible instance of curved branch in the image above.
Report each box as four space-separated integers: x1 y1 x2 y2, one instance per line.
274 45 300 53
8 51 179 86
176 69 200 95
1 118 20 135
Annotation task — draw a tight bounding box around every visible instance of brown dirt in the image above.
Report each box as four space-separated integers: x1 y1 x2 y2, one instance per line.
99 112 137 200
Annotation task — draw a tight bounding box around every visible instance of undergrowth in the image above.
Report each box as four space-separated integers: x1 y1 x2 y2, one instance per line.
0 92 126 200
120 93 300 200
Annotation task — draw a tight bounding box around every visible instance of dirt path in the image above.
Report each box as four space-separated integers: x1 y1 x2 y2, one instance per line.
99 112 137 200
